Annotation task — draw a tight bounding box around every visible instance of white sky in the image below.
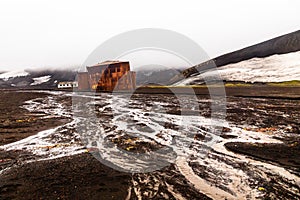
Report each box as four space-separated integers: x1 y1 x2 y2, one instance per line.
0 0 299 71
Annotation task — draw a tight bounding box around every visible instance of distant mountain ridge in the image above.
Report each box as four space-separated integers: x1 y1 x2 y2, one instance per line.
0 68 180 89
1 30 299 88
136 68 182 85
0 69 77 89
171 30 300 83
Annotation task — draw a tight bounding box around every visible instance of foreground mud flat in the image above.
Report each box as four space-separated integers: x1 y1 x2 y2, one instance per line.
0 89 299 199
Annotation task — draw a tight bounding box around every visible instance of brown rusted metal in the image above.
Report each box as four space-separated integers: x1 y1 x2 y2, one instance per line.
78 61 136 92
77 72 90 91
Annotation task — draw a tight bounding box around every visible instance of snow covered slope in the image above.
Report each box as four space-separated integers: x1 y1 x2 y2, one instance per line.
0 70 29 81
175 51 300 85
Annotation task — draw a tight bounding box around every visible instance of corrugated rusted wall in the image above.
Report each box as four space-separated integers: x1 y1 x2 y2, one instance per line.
96 62 135 91
77 72 89 91
114 71 136 91
79 62 136 91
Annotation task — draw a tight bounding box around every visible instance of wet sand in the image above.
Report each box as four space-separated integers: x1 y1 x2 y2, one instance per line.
0 153 132 200
0 87 299 199
225 141 300 174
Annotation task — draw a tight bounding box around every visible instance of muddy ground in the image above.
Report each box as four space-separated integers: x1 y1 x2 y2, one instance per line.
0 88 299 199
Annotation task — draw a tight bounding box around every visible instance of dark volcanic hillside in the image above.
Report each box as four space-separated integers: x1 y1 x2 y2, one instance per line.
215 30 300 67
136 68 182 85
171 30 300 82
0 68 181 89
0 70 77 89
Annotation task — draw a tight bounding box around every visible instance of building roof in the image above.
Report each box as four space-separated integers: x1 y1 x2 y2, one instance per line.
58 81 77 84
87 60 129 68
86 60 130 74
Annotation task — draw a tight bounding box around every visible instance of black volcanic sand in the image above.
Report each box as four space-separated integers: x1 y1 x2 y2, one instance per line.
0 90 72 184
0 90 211 200
0 87 299 199
0 153 211 200
135 86 300 100
0 90 70 146
0 153 131 200
225 141 300 173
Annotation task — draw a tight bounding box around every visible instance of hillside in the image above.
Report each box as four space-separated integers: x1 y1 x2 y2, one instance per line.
0 68 180 89
174 50 300 85
171 30 300 84
0 69 77 89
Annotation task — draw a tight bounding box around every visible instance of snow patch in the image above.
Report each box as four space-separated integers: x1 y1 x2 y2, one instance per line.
176 51 300 85
30 75 51 86
0 70 29 81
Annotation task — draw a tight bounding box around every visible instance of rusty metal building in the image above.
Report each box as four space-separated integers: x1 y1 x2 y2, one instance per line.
77 61 136 92
77 72 89 91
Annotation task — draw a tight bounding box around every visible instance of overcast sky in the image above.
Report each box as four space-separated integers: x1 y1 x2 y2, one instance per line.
0 0 299 71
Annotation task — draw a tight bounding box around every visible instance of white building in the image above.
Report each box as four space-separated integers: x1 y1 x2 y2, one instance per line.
57 81 78 89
